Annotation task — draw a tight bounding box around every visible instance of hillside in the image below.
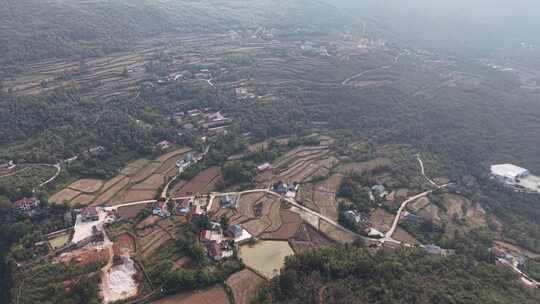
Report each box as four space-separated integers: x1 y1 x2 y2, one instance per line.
0 0 351 73
263 245 540 304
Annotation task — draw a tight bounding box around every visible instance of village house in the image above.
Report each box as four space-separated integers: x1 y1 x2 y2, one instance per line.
86 146 105 157
207 240 234 261
81 207 99 222
190 205 204 217
12 196 40 212
156 140 172 151
153 200 171 218
227 224 243 239
220 195 237 209
200 229 223 244
176 199 192 215
257 162 272 172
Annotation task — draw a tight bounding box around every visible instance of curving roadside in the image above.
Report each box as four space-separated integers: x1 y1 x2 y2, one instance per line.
38 163 62 187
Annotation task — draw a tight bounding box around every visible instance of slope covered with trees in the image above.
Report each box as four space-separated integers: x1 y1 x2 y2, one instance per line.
263 245 540 304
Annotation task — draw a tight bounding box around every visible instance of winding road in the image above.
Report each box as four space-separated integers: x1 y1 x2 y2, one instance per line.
342 51 406 85
102 154 444 247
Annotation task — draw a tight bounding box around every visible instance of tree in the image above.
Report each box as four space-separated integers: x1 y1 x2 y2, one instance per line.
220 215 230 232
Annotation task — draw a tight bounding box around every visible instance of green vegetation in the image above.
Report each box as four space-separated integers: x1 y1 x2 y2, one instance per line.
13 262 103 304
262 245 540 304
523 259 540 282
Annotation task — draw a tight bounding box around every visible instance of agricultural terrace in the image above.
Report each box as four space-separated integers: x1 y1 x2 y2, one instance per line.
48 148 191 206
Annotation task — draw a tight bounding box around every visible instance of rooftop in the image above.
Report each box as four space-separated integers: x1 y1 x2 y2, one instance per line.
491 164 529 179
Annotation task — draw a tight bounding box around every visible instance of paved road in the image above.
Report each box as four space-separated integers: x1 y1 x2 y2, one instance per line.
106 155 443 247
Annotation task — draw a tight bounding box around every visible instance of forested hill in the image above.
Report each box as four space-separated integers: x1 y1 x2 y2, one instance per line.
262 245 540 304
0 0 350 70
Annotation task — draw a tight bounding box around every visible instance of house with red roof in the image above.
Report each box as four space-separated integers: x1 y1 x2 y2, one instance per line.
12 197 40 212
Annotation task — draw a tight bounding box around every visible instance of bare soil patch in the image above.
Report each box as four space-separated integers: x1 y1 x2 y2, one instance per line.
319 220 358 244
70 193 95 206
262 210 302 240
118 204 149 219
172 167 220 196
369 208 395 233
156 148 192 163
57 247 109 267
102 175 128 192
118 190 157 204
93 177 130 206
226 269 266 304
152 285 229 304
113 232 136 256
131 162 162 184
131 174 166 190
243 219 270 237
68 179 104 193
339 158 393 175
49 188 82 204
393 228 420 244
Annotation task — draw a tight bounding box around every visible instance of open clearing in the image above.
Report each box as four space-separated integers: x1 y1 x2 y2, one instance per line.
48 233 70 249
238 240 294 279
171 166 220 196
93 176 130 206
49 188 82 204
226 269 266 304
370 208 395 233
70 194 95 206
152 285 229 304
319 219 358 244
68 179 104 193
118 204 148 219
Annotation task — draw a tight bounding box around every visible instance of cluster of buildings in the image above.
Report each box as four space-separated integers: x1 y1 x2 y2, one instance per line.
342 209 384 238
200 222 252 261
174 108 233 137
272 181 298 198
369 184 389 201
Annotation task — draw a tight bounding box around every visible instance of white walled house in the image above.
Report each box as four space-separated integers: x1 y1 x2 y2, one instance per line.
491 164 529 184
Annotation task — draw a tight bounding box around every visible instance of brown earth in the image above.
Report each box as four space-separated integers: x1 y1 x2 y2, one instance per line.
243 219 270 237
113 232 136 256
117 204 149 219
131 174 166 190
131 162 162 184
68 179 104 193
339 158 393 175
49 188 82 204
369 208 395 233
171 167 220 196
151 285 229 304
226 269 266 304
319 220 358 244
393 228 420 245
93 177 131 206
156 148 192 163
70 194 95 206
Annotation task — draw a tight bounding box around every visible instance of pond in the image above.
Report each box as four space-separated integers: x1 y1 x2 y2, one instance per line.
238 240 294 279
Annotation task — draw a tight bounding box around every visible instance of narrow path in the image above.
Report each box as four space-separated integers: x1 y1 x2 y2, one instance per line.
38 163 61 187
342 51 405 85
416 154 440 187
385 155 447 239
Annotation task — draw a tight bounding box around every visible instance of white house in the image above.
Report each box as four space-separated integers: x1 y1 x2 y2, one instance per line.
491 164 529 184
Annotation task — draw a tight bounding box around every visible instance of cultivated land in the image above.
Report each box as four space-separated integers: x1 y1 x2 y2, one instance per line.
226 269 266 304
7 10 540 302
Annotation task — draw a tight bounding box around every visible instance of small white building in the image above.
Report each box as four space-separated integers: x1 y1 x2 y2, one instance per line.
491 164 529 184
